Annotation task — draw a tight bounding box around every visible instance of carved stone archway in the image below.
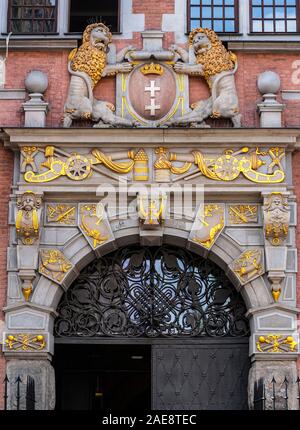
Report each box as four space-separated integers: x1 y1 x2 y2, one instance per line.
2 128 299 409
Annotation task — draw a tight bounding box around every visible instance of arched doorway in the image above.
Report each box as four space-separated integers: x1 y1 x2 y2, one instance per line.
53 245 250 410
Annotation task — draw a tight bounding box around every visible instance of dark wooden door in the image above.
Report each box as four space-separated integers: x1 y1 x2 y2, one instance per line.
152 341 250 410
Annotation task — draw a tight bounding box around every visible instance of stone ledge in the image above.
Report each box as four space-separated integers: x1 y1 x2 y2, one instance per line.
0 38 78 50
282 90 300 101
0 89 26 100
2 127 300 148
228 41 300 52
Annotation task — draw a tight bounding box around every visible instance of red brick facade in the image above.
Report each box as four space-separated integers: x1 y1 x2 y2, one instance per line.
1 50 300 128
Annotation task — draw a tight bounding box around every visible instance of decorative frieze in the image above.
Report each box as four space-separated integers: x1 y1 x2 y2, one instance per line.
24 145 148 183
21 144 286 186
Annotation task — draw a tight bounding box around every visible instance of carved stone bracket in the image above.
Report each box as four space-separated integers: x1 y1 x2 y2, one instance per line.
15 191 43 246
262 192 291 302
15 191 43 302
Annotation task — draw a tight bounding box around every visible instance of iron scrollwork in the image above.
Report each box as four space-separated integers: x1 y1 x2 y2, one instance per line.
54 246 249 338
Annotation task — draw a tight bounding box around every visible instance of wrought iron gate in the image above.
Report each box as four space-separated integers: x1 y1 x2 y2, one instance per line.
55 245 249 338
54 245 250 410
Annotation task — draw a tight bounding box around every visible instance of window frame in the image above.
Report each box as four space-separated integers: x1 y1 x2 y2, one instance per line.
7 0 58 35
249 0 300 34
67 0 121 35
187 0 240 34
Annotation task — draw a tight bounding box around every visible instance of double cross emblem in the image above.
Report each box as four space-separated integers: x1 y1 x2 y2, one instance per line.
145 80 161 116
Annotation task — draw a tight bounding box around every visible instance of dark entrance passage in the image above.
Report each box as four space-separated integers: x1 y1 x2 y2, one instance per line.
54 344 151 410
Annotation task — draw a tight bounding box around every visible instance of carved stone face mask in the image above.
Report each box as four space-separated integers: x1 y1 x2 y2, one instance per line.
22 195 35 212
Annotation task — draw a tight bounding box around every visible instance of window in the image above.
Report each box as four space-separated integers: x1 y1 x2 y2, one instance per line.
250 0 299 33
8 0 57 34
188 0 239 33
69 0 120 33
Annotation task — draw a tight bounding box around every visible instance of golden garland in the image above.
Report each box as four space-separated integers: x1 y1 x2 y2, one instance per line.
189 28 236 85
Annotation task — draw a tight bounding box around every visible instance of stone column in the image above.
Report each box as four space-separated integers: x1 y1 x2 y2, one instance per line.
5 358 55 410
248 357 299 410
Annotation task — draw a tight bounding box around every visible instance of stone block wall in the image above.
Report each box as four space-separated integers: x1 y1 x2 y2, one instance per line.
0 143 13 409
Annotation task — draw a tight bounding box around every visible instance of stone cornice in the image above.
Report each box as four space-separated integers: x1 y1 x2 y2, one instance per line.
0 38 78 50
246 303 300 318
2 127 300 150
228 41 300 52
3 302 58 318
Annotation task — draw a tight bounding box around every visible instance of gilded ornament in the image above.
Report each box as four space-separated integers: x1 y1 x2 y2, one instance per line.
47 204 76 225
15 191 42 245
22 284 33 302
231 249 264 285
229 205 258 225
65 155 92 181
20 146 38 173
39 249 73 284
263 193 290 246
164 147 285 184
138 194 167 228
191 204 225 249
141 63 164 76
272 289 281 302
24 146 141 183
5 334 46 351
256 334 298 353
154 147 172 182
133 149 149 181
79 204 109 248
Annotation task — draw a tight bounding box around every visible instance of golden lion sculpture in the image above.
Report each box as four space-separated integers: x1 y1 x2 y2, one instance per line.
168 28 241 128
63 23 136 128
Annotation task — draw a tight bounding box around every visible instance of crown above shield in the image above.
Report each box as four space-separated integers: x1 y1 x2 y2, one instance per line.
141 63 164 76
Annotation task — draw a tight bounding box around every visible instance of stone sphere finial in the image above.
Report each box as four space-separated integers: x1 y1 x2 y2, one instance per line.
257 71 281 95
25 70 48 94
